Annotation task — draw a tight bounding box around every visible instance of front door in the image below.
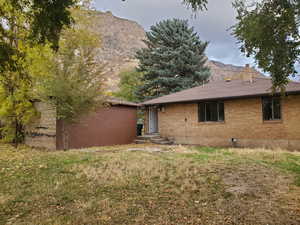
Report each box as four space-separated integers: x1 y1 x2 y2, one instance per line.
148 107 158 133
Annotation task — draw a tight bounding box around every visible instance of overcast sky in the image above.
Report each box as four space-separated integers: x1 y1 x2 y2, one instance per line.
94 0 255 67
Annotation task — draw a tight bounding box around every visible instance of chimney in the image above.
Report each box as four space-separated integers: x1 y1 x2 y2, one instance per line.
242 64 254 83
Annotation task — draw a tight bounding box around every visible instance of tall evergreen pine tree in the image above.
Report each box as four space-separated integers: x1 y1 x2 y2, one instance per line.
136 19 210 101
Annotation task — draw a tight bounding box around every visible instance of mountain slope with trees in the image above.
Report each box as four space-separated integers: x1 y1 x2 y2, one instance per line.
86 11 264 91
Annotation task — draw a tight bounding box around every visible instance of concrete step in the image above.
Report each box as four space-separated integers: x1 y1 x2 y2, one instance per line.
136 136 156 140
143 133 160 137
136 133 161 140
135 139 150 144
150 137 165 141
146 132 160 135
136 133 174 145
152 140 174 145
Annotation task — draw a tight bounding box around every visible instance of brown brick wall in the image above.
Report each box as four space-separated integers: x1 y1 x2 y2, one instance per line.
25 102 56 150
155 95 300 150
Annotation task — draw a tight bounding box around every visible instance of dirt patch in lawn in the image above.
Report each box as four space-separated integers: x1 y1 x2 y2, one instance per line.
0 194 11 205
223 164 291 195
220 163 298 225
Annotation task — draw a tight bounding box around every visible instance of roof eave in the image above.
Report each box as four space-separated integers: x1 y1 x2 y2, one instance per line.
108 101 140 107
142 90 300 106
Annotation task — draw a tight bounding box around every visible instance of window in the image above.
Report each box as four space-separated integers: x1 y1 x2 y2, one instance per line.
262 97 281 121
198 102 224 122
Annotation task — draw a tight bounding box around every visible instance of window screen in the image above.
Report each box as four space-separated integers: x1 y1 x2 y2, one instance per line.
198 102 225 122
262 97 281 121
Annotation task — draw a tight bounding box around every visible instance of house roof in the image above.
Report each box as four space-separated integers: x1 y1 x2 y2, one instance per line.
142 78 300 105
107 98 140 107
32 97 139 107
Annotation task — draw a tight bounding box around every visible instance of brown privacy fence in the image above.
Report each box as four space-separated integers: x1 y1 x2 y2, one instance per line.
56 105 137 150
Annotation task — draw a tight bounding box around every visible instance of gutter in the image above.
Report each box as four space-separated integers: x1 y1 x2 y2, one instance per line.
141 91 300 106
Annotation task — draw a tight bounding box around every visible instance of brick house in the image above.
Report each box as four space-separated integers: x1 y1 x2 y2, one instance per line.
25 99 138 150
142 76 300 150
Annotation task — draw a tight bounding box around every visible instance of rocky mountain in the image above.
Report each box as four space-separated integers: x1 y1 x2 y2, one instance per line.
205 60 264 81
89 11 264 90
88 11 145 90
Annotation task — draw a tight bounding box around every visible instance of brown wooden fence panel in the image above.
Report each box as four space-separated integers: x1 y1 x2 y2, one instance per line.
56 106 137 149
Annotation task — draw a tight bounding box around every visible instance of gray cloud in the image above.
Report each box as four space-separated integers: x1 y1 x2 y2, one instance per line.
95 0 255 67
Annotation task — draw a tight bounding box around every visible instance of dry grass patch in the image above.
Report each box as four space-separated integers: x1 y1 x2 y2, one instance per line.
227 147 300 161
0 144 299 225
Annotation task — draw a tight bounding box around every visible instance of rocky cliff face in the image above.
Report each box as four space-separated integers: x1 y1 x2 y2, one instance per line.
89 11 263 90
88 11 145 90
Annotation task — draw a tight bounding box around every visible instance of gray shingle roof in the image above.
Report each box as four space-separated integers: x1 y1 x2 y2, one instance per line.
107 98 139 107
142 78 300 105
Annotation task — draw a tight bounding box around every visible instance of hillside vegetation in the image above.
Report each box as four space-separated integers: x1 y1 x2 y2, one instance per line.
86 11 265 91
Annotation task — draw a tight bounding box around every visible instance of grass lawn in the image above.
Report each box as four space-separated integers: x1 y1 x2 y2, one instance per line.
0 144 300 225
